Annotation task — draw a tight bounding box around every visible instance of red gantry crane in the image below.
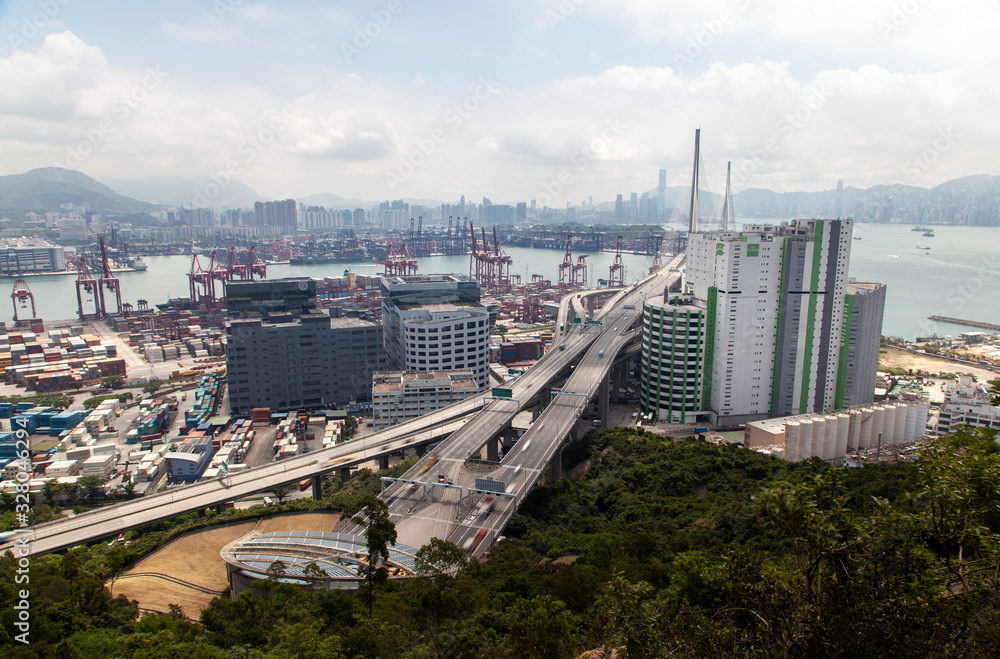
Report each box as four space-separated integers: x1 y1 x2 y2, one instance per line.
557 234 573 286
608 235 625 287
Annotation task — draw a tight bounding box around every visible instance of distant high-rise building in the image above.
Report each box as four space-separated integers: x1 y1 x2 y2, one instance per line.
630 192 638 220
640 192 650 220
657 169 667 219
588 196 593 206
641 219 876 425
253 199 297 229
615 194 624 220
835 179 844 218
516 202 527 220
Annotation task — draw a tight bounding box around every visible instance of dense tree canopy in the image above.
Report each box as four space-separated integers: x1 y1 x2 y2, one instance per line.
2 426 998 657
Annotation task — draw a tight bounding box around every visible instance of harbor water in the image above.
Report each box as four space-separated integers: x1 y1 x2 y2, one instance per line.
4 224 998 340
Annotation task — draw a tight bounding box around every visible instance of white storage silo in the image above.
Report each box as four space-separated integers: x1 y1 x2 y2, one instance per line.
872 406 886 448
848 412 862 452
892 404 907 444
836 413 850 458
885 404 899 445
917 402 930 436
799 418 814 461
822 415 838 461
784 421 801 462
904 404 919 442
858 407 874 449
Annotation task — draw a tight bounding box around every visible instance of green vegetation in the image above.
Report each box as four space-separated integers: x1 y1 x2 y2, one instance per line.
0 393 74 409
1 428 998 657
83 394 121 409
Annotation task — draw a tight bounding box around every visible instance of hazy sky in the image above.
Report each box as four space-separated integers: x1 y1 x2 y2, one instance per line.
0 0 994 204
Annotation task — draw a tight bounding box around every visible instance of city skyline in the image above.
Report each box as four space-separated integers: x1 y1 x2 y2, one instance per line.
0 1 995 203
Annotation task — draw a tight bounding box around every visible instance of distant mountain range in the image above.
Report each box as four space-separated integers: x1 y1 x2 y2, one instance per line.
0 168 162 216
1 167 998 226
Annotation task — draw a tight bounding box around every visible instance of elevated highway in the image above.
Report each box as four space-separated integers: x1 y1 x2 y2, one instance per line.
2 270 669 557
370 255 685 555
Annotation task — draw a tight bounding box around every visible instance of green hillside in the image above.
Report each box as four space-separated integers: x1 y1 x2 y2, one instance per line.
1 427 997 658
0 168 162 216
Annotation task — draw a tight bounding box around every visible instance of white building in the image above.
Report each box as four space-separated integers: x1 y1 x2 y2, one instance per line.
936 377 1000 435
372 370 479 430
642 219 880 426
381 275 492 391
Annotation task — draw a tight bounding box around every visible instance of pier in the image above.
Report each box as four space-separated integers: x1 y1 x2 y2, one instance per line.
927 315 1000 332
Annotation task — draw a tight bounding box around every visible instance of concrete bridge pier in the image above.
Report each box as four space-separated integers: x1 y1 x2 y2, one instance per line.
311 475 323 500
550 445 563 482
216 503 227 514
540 387 552 407
501 425 519 451
416 444 427 457
379 455 390 471
487 436 499 462
339 467 351 483
598 375 610 427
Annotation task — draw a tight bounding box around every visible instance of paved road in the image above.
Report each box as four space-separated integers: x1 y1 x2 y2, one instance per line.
2 282 639 556
379 256 684 555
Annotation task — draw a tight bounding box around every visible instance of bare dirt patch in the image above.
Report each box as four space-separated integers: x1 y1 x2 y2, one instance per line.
879 348 998 382
112 511 341 617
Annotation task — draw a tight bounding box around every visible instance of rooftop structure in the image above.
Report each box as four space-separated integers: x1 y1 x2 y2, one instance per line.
372 369 479 431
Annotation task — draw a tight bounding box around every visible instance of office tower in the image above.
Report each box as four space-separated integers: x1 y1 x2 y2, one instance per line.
588 196 593 206
226 278 385 413
657 169 666 219
381 274 492 390
630 192 638 220
640 192 650 220
838 281 887 407
835 179 844 218
615 194 623 220
641 219 877 425
516 202 527 221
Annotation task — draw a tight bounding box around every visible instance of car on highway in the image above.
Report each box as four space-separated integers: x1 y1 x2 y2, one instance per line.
598 349 605 358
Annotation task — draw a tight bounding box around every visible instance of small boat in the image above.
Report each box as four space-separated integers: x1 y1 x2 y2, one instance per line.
130 257 147 271
922 231 935 237
853 236 861 240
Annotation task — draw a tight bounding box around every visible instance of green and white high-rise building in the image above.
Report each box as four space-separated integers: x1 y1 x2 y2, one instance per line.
641 219 878 425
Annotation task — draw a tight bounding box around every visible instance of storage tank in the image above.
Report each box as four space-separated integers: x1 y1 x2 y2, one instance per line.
848 412 862 452
904 404 919 442
882 405 898 446
822 415 838 461
784 421 801 462
872 406 886 449
858 407 874 449
836 413 850 459
892 404 907 444
917 402 930 436
799 418 814 461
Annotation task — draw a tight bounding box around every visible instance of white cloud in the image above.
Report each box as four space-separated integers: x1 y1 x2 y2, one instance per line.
0 30 996 204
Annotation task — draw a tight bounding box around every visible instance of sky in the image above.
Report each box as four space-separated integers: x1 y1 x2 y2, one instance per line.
0 0 996 206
